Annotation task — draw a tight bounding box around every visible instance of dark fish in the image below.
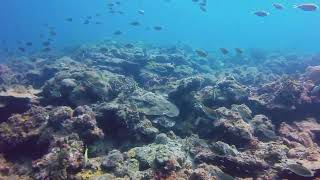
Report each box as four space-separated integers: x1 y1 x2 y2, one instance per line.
42 41 50 46
65 17 73 22
273 3 284 10
294 3 318 11
18 47 25 52
115 1 120 5
154 26 163 31
113 30 122 35
235 48 243 54
25 42 33 46
108 3 114 7
130 21 141 26
195 49 208 57
95 22 102 25
254 11 269 17
95 13 101 17
220 48 229 55
118 11 124 15
86 16 92 19
124 43 134 48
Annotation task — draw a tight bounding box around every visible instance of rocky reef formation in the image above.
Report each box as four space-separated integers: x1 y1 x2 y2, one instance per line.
0 41 320 179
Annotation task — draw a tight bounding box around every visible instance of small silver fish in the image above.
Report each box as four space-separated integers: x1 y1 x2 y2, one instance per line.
138 10 145 15
294 3 318 11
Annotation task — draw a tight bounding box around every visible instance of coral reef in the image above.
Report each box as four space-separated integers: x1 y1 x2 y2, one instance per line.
1 41 320 179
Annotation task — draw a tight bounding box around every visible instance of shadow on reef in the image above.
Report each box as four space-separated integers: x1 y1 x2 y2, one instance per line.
1 41 320 179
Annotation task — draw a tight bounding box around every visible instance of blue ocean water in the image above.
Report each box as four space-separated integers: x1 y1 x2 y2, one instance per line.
0 0 320 53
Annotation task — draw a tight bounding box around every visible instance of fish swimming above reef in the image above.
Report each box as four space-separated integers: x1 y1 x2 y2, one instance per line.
18 47 26 52
65 17 73 22
42 41 50 47
195 49 208 57
220 48 229 55
25 42 33 46
130 21 141 26
273 3 284 10
254 11 269 17
154 26 163 31
294 3 318 11
113 30 122 35
235 48 243 54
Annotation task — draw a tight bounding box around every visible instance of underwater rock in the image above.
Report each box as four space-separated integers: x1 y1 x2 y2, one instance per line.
279 119 320 147
194 150 269 177
0 64 16 86
230 104 252 122
42 69 136 106
279 163 315 179
42 69 125 106
128 134 191 172
194 76 249 110
136 119 159 140
95 102 158 141
255 142 288 165
0 154 32 179
48 106 73 128
0 86 40 121
305 65 320 84
184 135 211 157
0 106 49 154
193 163 236 180
32 134 84 180
50 105 104 144
213 76 250 106
101 150 124 171
121 88 179 117
249 77 303 113
211 141 239 157
168 76 214 132
250 114 277 142
211 107 255 148
151 116 176 129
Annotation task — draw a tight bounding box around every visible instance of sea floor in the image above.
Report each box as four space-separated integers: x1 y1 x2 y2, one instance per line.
0 41 320 179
